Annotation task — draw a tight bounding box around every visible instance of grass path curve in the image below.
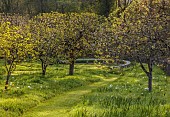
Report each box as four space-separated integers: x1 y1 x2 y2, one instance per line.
22 77 117 117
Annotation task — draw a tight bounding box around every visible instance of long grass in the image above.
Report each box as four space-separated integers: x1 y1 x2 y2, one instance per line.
69 64 170 117
0 61 169 117
0 60 105 117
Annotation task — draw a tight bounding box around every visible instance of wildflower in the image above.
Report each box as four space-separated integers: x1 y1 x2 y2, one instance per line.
28 86 32 89
16 87 20 89
115 86 118 89
109 84 113 88
144 88 149 90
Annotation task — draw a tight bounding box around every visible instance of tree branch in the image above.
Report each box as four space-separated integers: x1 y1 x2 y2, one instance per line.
137 56 149 75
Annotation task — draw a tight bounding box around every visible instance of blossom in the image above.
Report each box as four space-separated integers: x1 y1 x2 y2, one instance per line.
144 88 149 90
28 86 32 89
108 84 113 88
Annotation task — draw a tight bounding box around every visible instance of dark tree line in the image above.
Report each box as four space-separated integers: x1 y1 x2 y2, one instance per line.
0 0 120 16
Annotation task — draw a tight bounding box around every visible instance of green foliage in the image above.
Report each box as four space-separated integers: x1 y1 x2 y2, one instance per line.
0 0 116 16
29 12 65 75
108 0 170 91
0 14 32 89
0 66 6 75
0 1 169 116
62 12 103 57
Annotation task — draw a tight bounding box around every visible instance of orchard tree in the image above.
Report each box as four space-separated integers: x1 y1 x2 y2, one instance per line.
30 12 65 75
62 13 103 75
0 20 32 90
92 18 117 60
114 0 170 91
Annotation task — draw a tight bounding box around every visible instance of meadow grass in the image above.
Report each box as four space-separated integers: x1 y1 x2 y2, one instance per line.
69 64 170 117
0 60 106 117
0 60 169 117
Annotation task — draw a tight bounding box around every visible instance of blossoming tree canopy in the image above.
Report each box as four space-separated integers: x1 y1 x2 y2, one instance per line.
62 12 104 75
0 15 32 90
29 12 66 75
114 0 170 91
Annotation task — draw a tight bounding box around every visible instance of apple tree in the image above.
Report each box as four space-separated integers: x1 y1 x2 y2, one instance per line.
0 15 32 90
29 12 65 75
62 13 104 75
113 0 170 91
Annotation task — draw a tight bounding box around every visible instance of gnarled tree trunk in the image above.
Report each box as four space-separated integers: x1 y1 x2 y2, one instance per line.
138 56 153 92
5 73 11 90
147 72 152 92
69 60 74 75
40 58 48 76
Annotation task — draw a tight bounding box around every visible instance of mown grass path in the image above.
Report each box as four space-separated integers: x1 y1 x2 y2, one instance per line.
22 77 117 117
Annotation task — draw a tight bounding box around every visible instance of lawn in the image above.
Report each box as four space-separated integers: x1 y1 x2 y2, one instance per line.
0 60 169 117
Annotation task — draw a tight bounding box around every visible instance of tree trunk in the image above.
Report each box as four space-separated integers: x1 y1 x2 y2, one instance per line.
5 73 10 90
147 58 153 92
41 59 47 76
117 0 121 7
61 4 65 13
138 56 153 92
147 72 152 92
42 66 47 76
69 60 74 75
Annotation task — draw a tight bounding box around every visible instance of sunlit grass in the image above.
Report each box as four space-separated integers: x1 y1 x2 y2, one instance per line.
0 60 169 117
0 60 107 117
69 64 170 117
